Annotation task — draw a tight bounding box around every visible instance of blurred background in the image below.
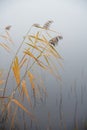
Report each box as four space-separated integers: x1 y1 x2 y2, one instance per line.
0 0 87 129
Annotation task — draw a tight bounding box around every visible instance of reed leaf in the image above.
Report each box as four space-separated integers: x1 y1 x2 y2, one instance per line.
24 49 46 69
27 71 35 90
24 49 38 62
5 30 14 44
0 35 8 40
0 42 11 52
12 56 20 86
49 45 62 59
25 42 42 53
28 35 44 43
19 57 27 69
11 99 35 120
21 80 32 107
33 23 41 28
34 31 40 44
37 60 47 70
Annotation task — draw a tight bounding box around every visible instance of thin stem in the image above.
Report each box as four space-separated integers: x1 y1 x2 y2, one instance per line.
3 26 32 96
10 45 47 98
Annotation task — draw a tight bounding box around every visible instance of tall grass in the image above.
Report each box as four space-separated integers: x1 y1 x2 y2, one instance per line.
0 21 63 129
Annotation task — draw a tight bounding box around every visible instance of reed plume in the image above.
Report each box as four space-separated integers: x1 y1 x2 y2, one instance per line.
43 20 53 29
49 35 63 46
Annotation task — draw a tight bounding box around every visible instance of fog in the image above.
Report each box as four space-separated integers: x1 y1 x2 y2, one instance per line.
0 0 87 129
0 0 87 77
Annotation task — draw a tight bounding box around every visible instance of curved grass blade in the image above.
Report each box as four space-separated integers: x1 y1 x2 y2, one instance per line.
0 42 11 52
12 56 21 93
21 80 32 107
24 48 47 70
27 71 35 90
24 49 38 62
19 57 27 69
25 42 42 53
11 99 35 120
28 35 44 43
5 30 14 44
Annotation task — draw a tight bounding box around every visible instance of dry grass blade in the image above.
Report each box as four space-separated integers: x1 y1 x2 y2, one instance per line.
28 35 44 43
27 71 35 90
25 41 50 71
25 42 42 53
0 42 11 52
42 35 49 46
11 99 35 120
37 60 47 70
46 32 52 38
49 45 62 59
19 57 27 69
44 55 62 80
29 34 50 48
5 30 14 44
34 31 40 44
19 53 27 68
34 72 48 97
27 71 38 102
0 35 8 40
29 46 49 70
12 56 20 86
38 46 49 53
42 35 48 41
44 55 50 66
24 49 38 62
21 80 32 107
28 37 33 43
50 67 61 80
42 36 60 57
1 98 11 122
39 35 62 59
32 23 41 28
10 106 18 130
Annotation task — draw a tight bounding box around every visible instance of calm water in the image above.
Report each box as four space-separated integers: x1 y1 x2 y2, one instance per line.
0 0 87 130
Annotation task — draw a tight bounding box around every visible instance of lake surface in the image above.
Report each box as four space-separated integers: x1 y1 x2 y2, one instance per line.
0 0 87 130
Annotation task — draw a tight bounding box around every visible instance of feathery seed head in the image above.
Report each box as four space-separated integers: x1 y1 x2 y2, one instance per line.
43 20 53 29
5 25 12 30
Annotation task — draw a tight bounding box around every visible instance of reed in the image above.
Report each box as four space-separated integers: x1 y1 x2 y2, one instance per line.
0 21 63 129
